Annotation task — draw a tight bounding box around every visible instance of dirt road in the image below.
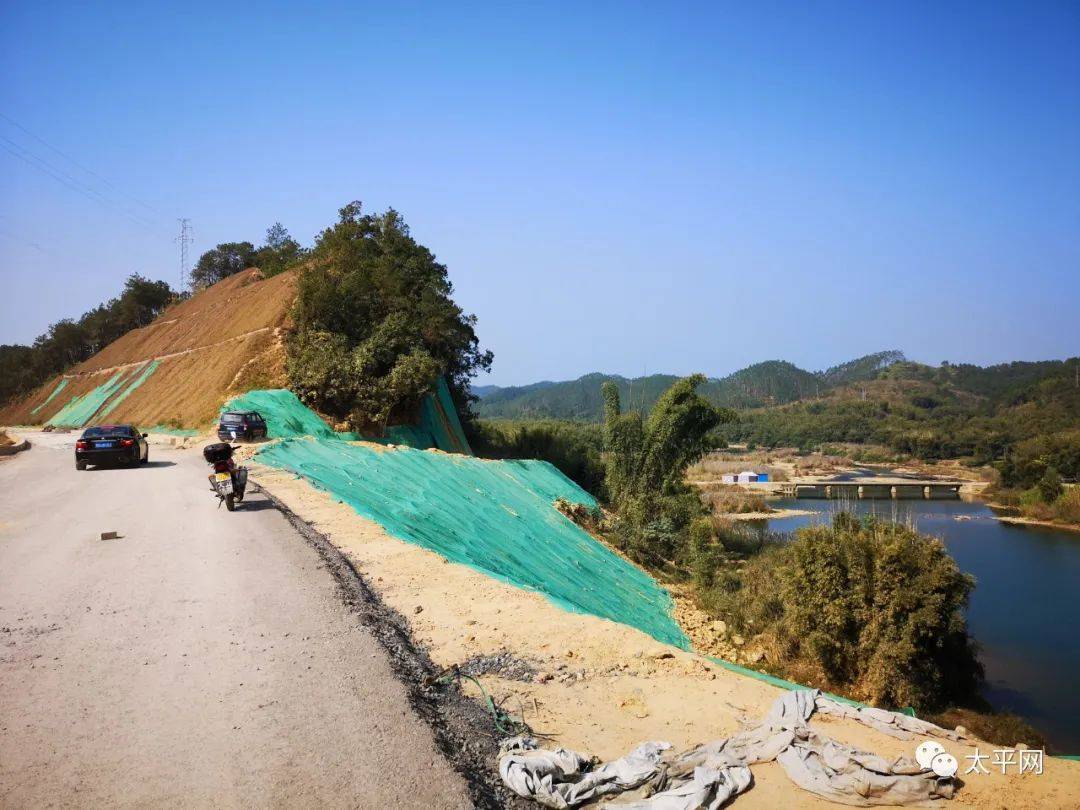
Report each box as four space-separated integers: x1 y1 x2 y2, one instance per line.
0 432 473 808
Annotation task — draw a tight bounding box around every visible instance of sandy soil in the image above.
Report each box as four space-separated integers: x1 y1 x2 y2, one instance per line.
253 463 1080 809
721 508 816 520
993 514 1080 534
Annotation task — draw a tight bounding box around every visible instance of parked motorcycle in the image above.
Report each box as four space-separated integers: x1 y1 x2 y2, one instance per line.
203 442 248 511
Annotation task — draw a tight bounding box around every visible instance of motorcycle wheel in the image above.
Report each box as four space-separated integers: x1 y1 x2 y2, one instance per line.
225 493 236 512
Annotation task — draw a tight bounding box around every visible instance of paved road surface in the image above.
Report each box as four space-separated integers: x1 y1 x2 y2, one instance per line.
0 432 472 808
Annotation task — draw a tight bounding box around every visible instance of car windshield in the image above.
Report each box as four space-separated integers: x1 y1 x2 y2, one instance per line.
83 426 134 437
221 414 244 424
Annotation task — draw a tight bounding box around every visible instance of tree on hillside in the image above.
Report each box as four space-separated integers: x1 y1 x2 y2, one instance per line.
286 201 492 432
254 223 305 277
189 242 256 289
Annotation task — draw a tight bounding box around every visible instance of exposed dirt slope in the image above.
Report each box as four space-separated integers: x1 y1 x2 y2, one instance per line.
0 269 295 428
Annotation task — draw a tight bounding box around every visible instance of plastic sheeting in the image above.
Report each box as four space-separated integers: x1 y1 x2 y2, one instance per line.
222 389 357 440
500 690 960 808
255 437 689 648
223 380 472 454
43 360 160 427
99 361 159 419
30 378 68 415
46 371 128 427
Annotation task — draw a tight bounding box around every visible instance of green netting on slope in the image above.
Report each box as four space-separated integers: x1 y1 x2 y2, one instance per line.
419 377 472 454
256 437 689 649
222 389 359 440
99 361 159 419
223 383 472 454
30 378 69 415
46 370 130 427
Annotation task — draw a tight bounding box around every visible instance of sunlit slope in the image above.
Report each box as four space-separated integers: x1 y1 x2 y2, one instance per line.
1 270 295 428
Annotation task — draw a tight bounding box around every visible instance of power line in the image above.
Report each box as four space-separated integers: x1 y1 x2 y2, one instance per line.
0 136 159 230
0 110 160 216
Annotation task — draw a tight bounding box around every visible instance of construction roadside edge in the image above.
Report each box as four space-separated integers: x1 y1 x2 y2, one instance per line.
252 479 532 810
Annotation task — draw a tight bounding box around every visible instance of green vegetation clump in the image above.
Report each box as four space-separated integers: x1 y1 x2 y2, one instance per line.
696 513 983 711
0 275 175 406
286 202 492 433
1002 429 1080 489
601 374 728 566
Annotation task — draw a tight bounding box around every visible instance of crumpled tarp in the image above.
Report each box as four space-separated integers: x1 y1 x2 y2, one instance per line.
499 689 959 808
500 738 671 809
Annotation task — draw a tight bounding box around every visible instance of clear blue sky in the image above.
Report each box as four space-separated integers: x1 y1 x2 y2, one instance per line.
1 1 1077 385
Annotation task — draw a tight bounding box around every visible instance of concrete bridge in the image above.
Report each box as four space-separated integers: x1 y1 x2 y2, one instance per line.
779 481 963 500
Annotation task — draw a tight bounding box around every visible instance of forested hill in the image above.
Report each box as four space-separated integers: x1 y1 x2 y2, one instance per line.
475 351 907 420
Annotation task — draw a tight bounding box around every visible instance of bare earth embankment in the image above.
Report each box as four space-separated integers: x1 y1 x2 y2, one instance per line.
252 462 1080 809
0 269 295 429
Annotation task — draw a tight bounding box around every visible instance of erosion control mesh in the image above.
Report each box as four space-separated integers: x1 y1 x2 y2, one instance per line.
224 381 472 453
46 370 128 427
30 378 68 415
222 389 357 440
256 437 689 648
45 361 160 427
419 377 472 454
99 361 159 419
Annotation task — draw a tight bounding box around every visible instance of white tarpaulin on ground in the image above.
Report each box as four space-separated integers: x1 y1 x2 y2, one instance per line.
499 689 960 808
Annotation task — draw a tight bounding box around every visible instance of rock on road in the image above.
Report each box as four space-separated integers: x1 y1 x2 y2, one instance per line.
0 432 473 808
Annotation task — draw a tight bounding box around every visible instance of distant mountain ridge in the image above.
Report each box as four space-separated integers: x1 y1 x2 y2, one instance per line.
474 350 910 420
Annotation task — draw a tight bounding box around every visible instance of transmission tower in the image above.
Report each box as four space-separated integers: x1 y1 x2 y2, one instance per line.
175 218 193 289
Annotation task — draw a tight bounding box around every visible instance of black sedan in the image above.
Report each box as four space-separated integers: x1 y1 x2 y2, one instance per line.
75 425 149 470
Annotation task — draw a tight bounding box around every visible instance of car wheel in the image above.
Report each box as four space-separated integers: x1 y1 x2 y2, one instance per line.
76 460 87 471
141 447 148 464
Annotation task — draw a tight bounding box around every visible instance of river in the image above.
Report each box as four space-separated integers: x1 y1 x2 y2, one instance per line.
755 496 1080 753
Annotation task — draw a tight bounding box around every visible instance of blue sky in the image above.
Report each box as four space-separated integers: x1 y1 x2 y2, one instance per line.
1 1 1077 385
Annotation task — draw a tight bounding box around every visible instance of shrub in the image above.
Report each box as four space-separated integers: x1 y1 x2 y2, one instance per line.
601 376 728 566
1052 487 1080 524
1037 467 1063 503
697 513 983 711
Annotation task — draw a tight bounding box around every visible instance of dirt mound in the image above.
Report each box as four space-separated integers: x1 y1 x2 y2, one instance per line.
0 269 296 428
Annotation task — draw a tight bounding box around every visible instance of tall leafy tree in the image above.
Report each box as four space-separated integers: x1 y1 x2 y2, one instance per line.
287 201 492 432
254 223 305 276
189 242 256 289
601 375 728 563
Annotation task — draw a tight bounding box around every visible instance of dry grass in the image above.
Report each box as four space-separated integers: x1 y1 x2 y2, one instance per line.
697 483 771 515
